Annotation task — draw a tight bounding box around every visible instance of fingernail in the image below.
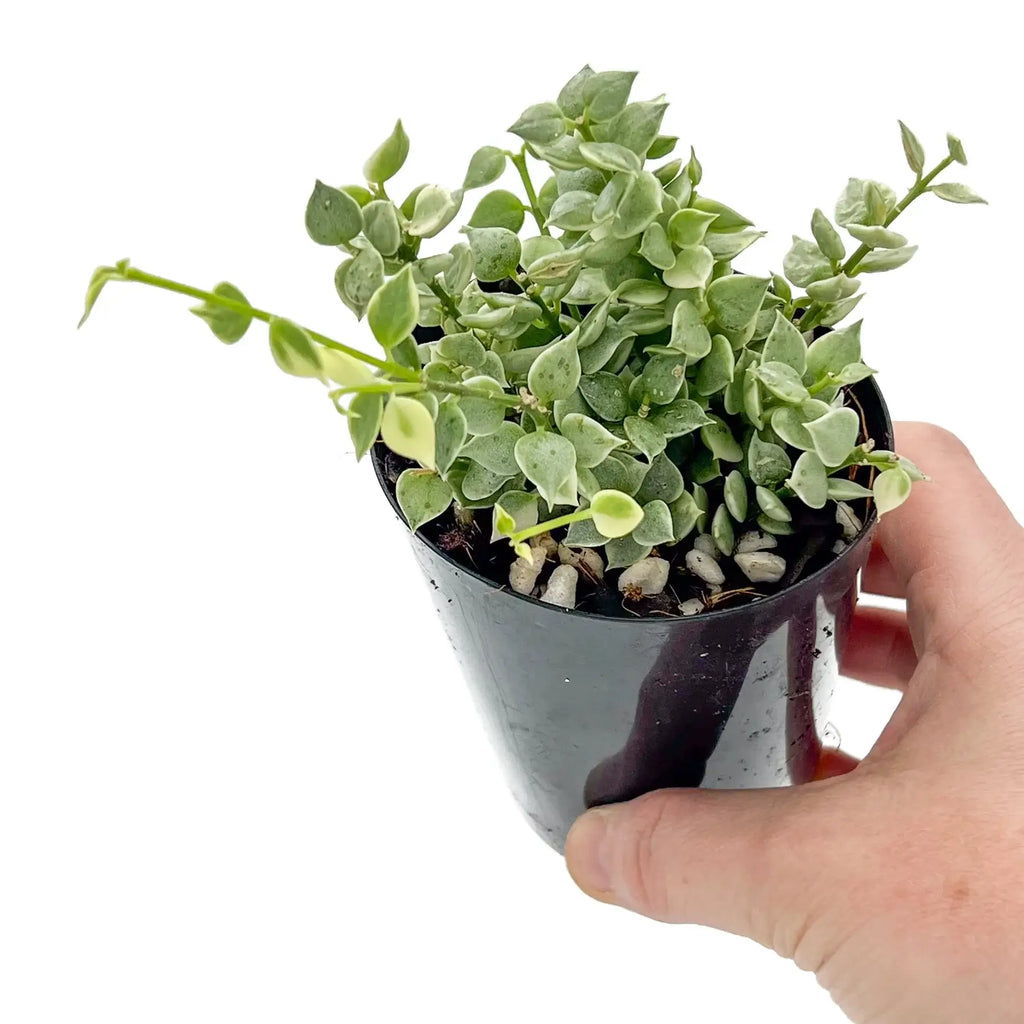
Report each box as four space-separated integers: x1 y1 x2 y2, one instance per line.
565 806 613 895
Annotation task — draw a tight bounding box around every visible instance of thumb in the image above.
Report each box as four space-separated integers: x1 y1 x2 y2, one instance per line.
565 786 821 945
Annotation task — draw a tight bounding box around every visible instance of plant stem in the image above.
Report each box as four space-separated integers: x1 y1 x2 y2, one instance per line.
422 378 522 408
797 155 955 332
511 508 594 544
120 267 420 381
426 279 465 326
509 148 550 236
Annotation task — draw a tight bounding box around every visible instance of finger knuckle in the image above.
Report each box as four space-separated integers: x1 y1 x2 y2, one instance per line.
613 791 676 920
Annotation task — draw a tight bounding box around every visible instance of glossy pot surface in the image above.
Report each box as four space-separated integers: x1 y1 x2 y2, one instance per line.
373 379 892 853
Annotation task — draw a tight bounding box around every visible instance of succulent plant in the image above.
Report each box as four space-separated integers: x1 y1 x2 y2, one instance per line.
80 67 985 607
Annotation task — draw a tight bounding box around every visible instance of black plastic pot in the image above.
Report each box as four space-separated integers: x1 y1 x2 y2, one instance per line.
372 379 893 854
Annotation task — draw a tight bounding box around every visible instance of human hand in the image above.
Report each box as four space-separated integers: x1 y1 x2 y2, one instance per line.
564 423 1024 1023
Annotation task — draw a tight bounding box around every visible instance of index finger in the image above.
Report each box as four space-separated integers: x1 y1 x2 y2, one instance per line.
873 422 1022 646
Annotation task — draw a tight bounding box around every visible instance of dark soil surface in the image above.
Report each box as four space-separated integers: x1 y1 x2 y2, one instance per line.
377 446 873 620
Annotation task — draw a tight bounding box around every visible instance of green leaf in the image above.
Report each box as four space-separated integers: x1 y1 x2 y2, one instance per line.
712 504 735 556
528 333 581 404
560 413 626 467
612 172 663 239
434 400 468 475
367 266 419 349
632 499 674 546
845 224 908 248
514 431 577 509
757 513 794 536
406 185 463 238
578 140 642 176
617 279 669 306
604 535 653 570
946 133 968 165
649 398 712 439
396 469 453 530
805 274 860 304
461 420 525 476
305 180 362 245
898 120 926 176
547 189 598 231
583 70 637 121
339 245 385 319
833 361 876 385
590 488 644 538
492 491 539 540
509 102 566 145
341 184 373 207
363 120 409 184
635 451 684 504
668 299 712 358
695 333 735 396
668 491 701 542
462 462 514 501
189 282 252 344
691 195 751 228
268 317 322 378
707 274 770 336
700 415 743 462
356 201 399 257
724 469 748 521
668 208 718 247
929 182 987 205
811 208 846 263
806 320 862 379
819 293 865 327
464 146 506 190
599 100 668 156
465 227 522 283
783 236 832 287
579 371 629 420
557 166 607 195
836 178 898 227
874 466 913 515
458 376 507 436
381 395 436 469
748 434 792 486
641 352 687 404
704 229 765 261
663 246 714 289
348 391 384 460
557 65 595 119
770 400 828 450
857 246 918 272
640 222 676 270
78 259 131 327
648 135 678 159
826 477 875 501
743 365 764 429
755 361 810 404
468 189 525 232
755 487 792 523
624 415 667 462
762 311 807 374
787 451 828 508
805 407 861 467
318 347 376 388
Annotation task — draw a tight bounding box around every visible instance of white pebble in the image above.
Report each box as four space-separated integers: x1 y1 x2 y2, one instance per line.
558 543 605 580
836 502 863 541
693 533 720 559
685 549 726 585
541 564 579 609
735 530 778 554
735 551 787 584
618 557 670 597
832 539 848 555
509 553 543 595
533 532 559 559
679 598 705 616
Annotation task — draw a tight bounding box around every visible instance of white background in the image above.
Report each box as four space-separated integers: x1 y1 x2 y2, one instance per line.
2 3 1020 1022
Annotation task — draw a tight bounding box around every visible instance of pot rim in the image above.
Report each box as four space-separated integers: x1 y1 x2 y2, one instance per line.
372 377 892 626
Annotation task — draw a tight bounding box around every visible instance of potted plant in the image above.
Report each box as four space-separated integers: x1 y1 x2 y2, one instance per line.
80 67 984 853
